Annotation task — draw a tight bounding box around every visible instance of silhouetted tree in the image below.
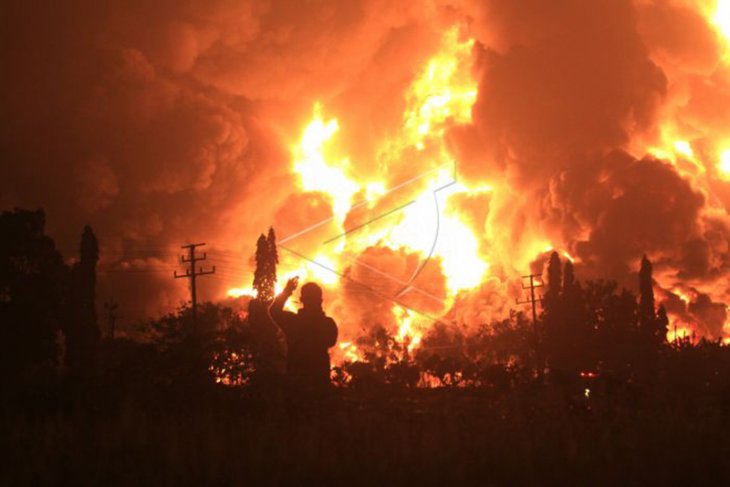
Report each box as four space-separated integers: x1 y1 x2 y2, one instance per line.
563 260 575 292
584 280 639 376
544 252 568 371
253 228 278 303
638 255 658 335
561 261 593 371
339 325 419 388
0 209 66 381
148 302 252 386
267 226 278 275
545 251 562 307
657 304 669 342
414 322 471 387
543 255 594 373
64 225 100 377
480 312 535 369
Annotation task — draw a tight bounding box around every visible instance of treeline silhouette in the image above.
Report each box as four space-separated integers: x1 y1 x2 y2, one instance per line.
2 206 729 390
1 209 99 385
3 207 730 485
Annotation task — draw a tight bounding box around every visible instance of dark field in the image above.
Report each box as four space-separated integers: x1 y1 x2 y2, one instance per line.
3 381 729 486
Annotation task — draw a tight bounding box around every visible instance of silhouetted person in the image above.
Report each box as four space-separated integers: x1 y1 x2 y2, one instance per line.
249 299 287 386
270 277 338 389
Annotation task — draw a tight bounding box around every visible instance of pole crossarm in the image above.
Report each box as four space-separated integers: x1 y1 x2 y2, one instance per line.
516 272 545 375
174 242 215 325
103 300 121 340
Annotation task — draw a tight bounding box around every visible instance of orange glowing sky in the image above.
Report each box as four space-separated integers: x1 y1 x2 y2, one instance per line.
3 0 730 344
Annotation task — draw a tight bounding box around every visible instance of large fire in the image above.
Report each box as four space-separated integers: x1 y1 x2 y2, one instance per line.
626 1 730 344
229 25 495 355
229 11 730 361
8 0 730 386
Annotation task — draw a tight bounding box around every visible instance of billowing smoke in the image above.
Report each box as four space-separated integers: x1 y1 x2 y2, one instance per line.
1 0 444 320
3 0 730 340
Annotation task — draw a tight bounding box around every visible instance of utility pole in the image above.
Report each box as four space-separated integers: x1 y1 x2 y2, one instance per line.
174 243 215 325
517 273 544 376
103 300 120 340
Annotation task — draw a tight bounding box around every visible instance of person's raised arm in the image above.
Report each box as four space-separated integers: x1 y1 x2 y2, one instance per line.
270 276 298 319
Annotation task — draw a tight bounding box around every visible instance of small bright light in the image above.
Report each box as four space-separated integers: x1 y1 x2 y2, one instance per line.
673 140 694 159
365 182 386 203
226 288 255 298
714 0 730 41
306 254 338 286
718 149 730 179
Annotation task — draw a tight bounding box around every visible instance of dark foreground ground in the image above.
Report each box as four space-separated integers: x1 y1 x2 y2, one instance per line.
2 381 729 486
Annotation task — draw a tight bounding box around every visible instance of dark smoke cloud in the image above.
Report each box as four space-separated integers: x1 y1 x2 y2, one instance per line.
447 0 730 334
1 0 444 321
453 0 666 182
562 152 705 279
658 286 728 338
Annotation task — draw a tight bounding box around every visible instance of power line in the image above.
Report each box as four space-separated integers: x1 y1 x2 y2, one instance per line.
98 268 176 274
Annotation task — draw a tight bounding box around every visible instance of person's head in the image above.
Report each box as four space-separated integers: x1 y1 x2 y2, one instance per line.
300 282 323 309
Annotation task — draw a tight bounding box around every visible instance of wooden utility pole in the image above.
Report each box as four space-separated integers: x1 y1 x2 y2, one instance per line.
174 243 215 325
517 273 544 376
103 300 120 340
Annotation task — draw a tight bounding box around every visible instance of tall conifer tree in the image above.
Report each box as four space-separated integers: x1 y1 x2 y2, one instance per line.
656 304 669 342
545 252 562 309
638 254 657 334
563 260 575 294
544 252 564 369
253 228 278 303
267 227 278 288
65 225 100 376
